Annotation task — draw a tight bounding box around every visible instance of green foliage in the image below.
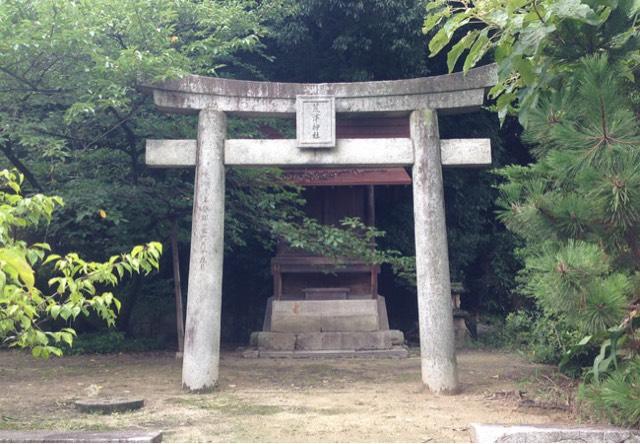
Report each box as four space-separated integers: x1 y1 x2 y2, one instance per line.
258 0 431 82
0 0 270 252
63 331 164 355
496 56 639 338
272 217 389 264
517 240 632 334
501 310 586 368
496 54 640 424
0 0 314 337
426 0 640 424
0 0 525 341
580 357 640 427
0 169 161 357
424 0 640 122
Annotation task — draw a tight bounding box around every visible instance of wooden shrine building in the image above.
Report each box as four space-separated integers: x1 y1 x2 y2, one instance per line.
249 165 411 357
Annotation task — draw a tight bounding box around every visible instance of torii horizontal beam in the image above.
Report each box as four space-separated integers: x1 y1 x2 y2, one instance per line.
145 64 497 115
145 138 492 168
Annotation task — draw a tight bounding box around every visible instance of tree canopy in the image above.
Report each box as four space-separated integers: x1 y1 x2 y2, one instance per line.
1 0 520 346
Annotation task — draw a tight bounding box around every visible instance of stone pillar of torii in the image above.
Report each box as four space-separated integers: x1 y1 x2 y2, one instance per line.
145 64 497 394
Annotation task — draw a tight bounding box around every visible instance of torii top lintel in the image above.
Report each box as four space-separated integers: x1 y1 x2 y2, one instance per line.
145 64 497 116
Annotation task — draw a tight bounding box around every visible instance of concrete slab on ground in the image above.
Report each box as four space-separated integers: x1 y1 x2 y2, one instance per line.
0 430 162 443
471 423 640 443
74 398 144 414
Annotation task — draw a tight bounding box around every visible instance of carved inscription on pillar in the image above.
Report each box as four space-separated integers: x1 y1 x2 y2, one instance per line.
296 95 335 148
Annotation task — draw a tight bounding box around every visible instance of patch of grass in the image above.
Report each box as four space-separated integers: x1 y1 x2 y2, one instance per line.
167 396 351 417
0 417 116 432
286 406 346 415
301 364 336 373
385 370 420 383
168 396 284 416
309 407 348 416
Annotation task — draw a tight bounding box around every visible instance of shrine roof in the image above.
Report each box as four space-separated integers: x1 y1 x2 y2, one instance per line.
282 167 411 187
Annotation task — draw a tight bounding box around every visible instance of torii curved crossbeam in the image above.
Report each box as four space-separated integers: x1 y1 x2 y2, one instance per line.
146 64 497 114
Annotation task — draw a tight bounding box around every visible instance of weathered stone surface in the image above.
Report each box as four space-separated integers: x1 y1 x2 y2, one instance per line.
453 316 471 348
377 296 390 330
251 332 296 351
145 139 195 167
387 329 405 345
247 330 405 352
295 331 391 351
0 430 162 443
74 398 144 414
145 138 492 168
296 95 335 148
248 347 409 359
270 299 379 333
470 423 640 443
181 109 226 392
302 287 349 300
262 297 274 331
440 138 491 167
144 64 497 114
411 109 458 394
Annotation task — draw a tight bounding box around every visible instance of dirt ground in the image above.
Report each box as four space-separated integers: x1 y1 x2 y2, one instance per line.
0 348 582 442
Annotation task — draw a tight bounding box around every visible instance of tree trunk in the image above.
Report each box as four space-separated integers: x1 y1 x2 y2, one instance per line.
171 217 185 356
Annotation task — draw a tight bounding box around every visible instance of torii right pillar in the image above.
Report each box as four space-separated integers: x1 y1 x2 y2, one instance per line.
411 108 458 393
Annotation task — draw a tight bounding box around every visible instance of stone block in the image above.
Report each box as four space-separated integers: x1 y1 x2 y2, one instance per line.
251 332 296 351
261 297 274 331
377 296 390 330
270 299 379 333
250 347 409 359
454 316 471 348
470 423 640 443
388 329 405 345
296 331 392 351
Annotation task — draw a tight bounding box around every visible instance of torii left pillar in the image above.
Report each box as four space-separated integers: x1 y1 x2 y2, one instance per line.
182 109 226 391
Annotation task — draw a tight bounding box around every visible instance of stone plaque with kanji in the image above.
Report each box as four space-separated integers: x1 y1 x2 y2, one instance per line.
296 95 335 148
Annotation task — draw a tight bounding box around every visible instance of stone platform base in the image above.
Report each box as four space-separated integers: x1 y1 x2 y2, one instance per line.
249 330 405 352
0 430 162 443
243 346 408 359
470 424 640 443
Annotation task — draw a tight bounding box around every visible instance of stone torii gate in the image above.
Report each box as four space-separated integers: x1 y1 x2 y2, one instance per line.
145 64 497 394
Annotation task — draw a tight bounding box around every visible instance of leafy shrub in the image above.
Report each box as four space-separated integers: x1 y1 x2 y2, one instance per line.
579 357 640 427
63 331 165 355
0 170 162 357
501 310 587 369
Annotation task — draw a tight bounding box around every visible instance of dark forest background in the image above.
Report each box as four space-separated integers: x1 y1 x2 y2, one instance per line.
0 0 530 348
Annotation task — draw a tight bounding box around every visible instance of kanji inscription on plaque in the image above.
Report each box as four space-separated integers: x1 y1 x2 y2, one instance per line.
296 95 335 148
